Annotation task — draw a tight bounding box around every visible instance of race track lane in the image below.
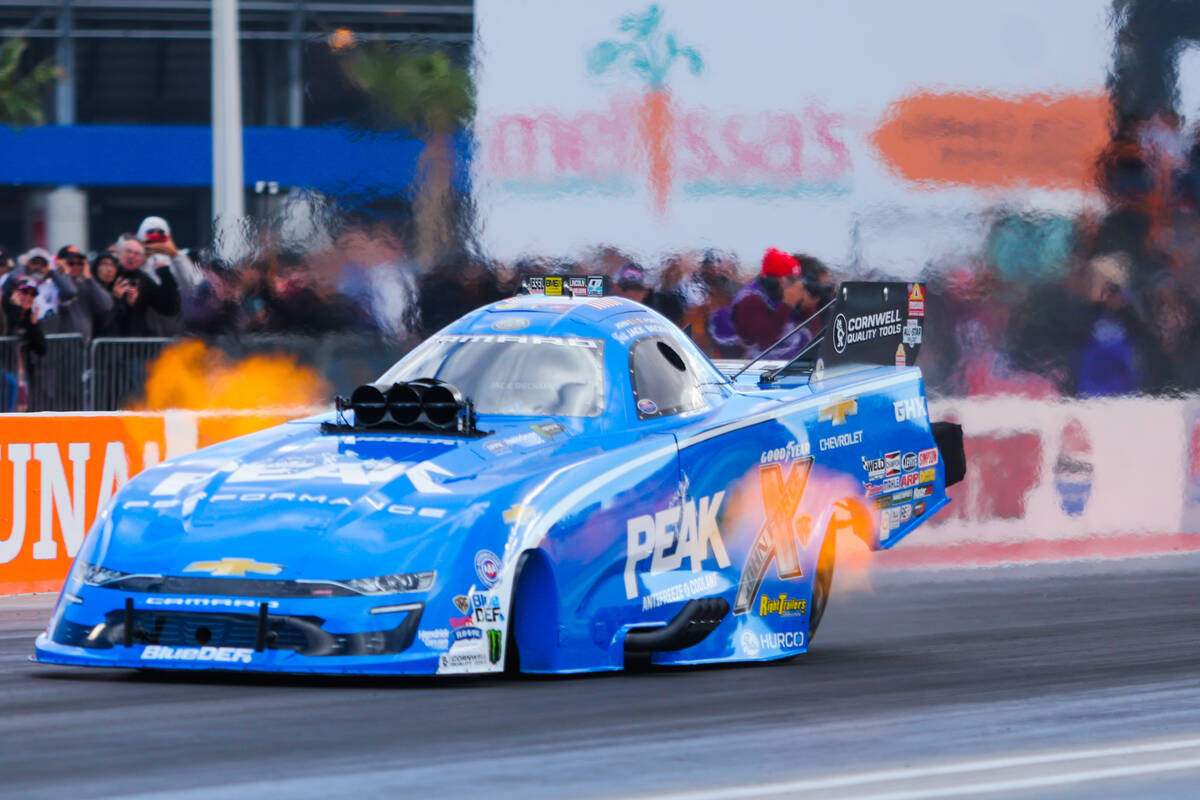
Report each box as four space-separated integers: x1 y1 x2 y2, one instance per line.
1 554 1198 800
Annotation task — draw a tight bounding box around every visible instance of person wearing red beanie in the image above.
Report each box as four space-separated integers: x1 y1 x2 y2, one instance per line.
726 247 812 357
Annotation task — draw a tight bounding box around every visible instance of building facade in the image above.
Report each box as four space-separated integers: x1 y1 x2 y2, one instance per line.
0 1 472 253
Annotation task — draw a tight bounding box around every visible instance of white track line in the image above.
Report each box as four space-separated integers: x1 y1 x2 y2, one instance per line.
641 735 1200 800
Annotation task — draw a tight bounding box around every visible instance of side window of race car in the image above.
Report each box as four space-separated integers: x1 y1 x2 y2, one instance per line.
629 336 704 419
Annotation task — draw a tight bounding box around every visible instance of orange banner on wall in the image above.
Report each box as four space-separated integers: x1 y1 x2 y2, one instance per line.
0 410 314 594
871 91 1111 190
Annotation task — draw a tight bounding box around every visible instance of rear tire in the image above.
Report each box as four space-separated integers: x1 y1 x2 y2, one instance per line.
808 531 837 641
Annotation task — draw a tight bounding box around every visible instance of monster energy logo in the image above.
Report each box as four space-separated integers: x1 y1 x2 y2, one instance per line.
487 629 502 664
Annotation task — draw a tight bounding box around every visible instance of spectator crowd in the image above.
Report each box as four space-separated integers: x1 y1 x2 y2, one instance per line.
7 108 1200 410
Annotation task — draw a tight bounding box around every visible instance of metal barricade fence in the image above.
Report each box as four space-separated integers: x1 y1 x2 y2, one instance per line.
87 337 176 411
0 333 86 412
0 333 410 413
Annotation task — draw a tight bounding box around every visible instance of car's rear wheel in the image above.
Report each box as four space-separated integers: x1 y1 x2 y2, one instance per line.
807 530 837 641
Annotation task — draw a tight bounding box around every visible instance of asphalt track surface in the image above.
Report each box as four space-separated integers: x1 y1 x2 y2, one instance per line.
2 553 1199 800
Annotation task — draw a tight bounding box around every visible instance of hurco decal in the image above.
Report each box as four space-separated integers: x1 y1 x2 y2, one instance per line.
141 645 253 663
758 593 808 617
624 493 730 599
734 458 814 614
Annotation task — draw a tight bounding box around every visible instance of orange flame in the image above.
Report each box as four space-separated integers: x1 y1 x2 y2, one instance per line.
133 340 330 412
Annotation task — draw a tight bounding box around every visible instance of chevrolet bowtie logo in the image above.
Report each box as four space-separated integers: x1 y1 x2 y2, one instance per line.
183 558 284 577
818 396 858 426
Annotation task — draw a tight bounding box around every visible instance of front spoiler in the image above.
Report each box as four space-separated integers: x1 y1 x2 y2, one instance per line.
33 634 499 676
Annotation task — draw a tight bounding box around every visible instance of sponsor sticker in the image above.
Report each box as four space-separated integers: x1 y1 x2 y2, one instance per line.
758 593 808 617
484 439 511 456
452 595 471 614
567 276 588 297
901 452 918 472
474 550 501 587
919 468 937 484
908 283 925 317
488 629 503 664
862 456 886 481
740 630 761 657
491 316 530 332
141 645 253 663
453 626 483 642
544 276 563 296
914 485 933 500
418 629 451 650
440 652 488 669
733 460 814 614
893 397 927 422
903 321 923 345
913 500 926 517
900 472 920 489
625 493 730 600
758 631 805 651
884 451 901 476
641 573 718 612
819 430 863 451
637 398 658 415
587 276 605 296
532 422 566 440
918 447 939 468
761 440 811 464
882 476 901 491
837 309 905 349
895 343 906 367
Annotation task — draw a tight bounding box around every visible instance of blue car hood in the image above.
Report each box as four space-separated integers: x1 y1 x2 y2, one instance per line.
87 419 572 580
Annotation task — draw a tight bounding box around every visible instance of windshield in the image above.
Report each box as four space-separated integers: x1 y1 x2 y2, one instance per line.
378 333 606 417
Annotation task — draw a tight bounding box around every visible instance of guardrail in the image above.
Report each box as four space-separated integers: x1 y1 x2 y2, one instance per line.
0 333 405 412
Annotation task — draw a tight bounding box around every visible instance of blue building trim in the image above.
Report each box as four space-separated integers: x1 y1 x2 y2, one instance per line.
0 124 470 192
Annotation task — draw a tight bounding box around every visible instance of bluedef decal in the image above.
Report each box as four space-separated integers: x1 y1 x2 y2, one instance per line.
624 493 730 599
734 458 814 615
141 646 253 663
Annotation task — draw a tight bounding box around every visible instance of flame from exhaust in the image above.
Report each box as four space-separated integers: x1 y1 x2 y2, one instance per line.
133 340 330 412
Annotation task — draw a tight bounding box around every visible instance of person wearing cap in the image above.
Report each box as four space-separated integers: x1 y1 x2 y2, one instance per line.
728 247 814 358
137 215 201 291
3 275 48 401
1 247 78 333
56 245 114 343
104 237 182 336
611 262 686 324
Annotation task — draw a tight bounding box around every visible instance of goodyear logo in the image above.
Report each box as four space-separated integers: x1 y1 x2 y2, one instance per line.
758 593 808 617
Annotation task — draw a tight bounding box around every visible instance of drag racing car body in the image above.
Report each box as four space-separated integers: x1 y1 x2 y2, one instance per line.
36 280 964 675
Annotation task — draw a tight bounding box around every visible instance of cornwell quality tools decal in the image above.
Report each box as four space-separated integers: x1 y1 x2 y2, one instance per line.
734 457 814 615
819 282 925 369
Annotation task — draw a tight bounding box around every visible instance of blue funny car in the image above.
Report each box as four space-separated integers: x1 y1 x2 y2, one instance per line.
36 279 964 675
